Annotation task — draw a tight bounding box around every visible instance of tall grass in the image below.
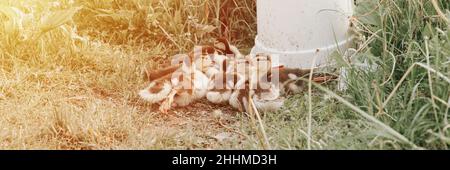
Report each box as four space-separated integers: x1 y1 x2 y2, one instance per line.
74 0 256 51
338 0 450 149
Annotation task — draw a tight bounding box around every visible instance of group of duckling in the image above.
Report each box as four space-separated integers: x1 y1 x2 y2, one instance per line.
139 38 336 114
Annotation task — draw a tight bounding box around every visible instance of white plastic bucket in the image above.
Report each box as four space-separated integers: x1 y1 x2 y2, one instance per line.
251 0 354 69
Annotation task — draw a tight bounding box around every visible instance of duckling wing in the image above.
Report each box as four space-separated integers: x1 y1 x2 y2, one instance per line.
139 81 172 103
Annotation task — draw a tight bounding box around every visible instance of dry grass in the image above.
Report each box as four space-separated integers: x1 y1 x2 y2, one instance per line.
0 0 256 150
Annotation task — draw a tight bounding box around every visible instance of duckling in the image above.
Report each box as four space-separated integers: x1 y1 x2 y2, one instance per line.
252 81 285 113
263 66 312 95
263 66 338 95
191 50 215 74
190 46 234 75
172 63 209 107
207 72 244 104
227 55 264 112
251 53 273 75
227 53 287 113
229 80 252 112
205 54 228 78
193 38 243 76
214 37 244 58
139 73 173 104
140 63 186 113
228 79 284 114
152 62 209 113
247 53 275 88
252 96 285 113
226 57 252 81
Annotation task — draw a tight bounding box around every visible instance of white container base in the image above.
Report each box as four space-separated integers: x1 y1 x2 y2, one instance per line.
251 35 353 69
251 0 354 69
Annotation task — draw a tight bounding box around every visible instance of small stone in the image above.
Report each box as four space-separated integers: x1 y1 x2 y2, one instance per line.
213 132 230 142
212 109 223 118
200 111 208 117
